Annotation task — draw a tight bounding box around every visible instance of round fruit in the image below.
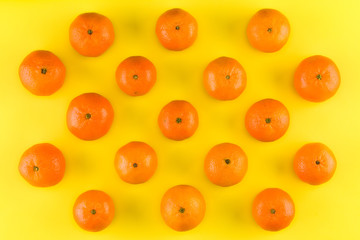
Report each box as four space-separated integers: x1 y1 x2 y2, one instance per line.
73 190 115 232
245 98 290 142
116 56 156 96
114 141 158 184
158 100 198 141
294 55 341 102
203 57 247 100
18 143 65 187
293 143 336 185
66 93 114 140
252 188 295 231
204 143 248 187
160 185 206 231
247 9 290 52
156 8 198 51
69 12 115 57
19 50 66 96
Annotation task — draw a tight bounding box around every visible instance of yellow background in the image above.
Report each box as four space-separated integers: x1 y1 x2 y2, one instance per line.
1 0 359 239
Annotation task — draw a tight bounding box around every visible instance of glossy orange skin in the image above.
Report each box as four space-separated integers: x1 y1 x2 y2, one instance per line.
114 141 158 184
247 9 290 52
160 185 206 231
203 57 247 100
158 100 198 141
116 56 157 96
18 143 65 187
204 143 248 187
245 99 289 142
69 12 114 57
66 93 114 140
73 190 115 232
294 55 341 102
19 50 66 96
156 8 198 51
294 143 336 185
252 188 295 231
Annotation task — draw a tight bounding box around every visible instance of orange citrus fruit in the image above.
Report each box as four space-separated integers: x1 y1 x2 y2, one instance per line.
156 8 198 51
66 93 114 140
116 56 157 96
204 143 248 187
158 100 199 141
18 143 66 187
114 141 158 184
293 143 337 185
19 50 66 96
294 55 341 102
161 185 206 231
73 190 115 232
245 98 290 142
69 12 115 57
252 188 295 231
203 57 247 100
247 9 290 52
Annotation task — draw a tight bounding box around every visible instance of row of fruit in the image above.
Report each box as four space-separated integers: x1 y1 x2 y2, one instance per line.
18 139 336 232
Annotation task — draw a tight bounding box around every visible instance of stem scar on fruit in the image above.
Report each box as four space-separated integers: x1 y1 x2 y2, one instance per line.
179 207 185 213
270 208 276 214
316 160 320 165
175 25 180 30
265 118 271 124
316 74 322 80
33 166 39 171
90 209 96 215
267 27 272 33
41 68 47 74
85 113 91 119
133 74 138 80
133 163 138 168
176 118 182 123
225 159 231 164
87 29 93 35
225 75 230 79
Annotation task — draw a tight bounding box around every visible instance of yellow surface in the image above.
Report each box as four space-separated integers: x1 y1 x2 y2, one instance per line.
1 0 360 239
